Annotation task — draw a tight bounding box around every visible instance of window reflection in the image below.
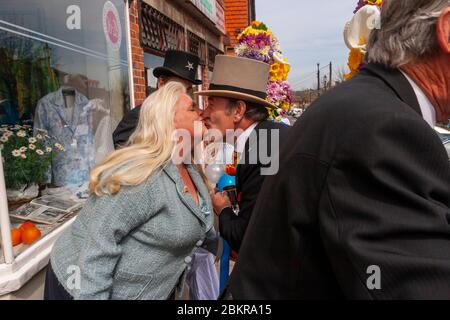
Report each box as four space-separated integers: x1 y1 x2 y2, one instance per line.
0 0 129 203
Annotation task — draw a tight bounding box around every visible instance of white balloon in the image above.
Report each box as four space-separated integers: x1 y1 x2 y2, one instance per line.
205 164 225 185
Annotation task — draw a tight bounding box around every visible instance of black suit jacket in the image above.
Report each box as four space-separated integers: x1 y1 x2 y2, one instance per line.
227 64 450 299
219 121 290 252
112 106 141 149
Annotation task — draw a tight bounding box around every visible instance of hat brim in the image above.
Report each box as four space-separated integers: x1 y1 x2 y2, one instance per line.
153 67 203 85
194 90 276 109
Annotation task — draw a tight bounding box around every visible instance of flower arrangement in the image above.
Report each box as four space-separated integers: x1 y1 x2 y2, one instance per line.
353 0 383 14
0 124 64 190
267 81 293 121
235 21 281 64
345 0 383 80
235 21 293 121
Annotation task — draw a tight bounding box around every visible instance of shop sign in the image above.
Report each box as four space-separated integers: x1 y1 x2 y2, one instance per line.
190 0 216 24
103 1 122 51
215 1 226 35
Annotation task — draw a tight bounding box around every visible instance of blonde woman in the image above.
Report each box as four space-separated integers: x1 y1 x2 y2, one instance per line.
44 82 216 300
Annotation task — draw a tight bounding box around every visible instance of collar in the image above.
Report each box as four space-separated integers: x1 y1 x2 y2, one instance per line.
362 63 422 117
235 122 258 154
400 70 437 127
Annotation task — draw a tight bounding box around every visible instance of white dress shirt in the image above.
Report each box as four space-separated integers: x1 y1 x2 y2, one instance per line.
401 71 436 127
235 122 259 155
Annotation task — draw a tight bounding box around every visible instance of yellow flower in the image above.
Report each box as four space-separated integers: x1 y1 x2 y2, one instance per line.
344 48 364 80
46 147 52 153
368 0 383 6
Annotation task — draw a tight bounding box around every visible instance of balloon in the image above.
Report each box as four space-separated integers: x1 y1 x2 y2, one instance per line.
204 142 234 166
204 164 225 185
218 174 236 192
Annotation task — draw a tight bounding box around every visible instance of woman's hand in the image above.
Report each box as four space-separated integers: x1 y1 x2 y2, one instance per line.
212 191 231 216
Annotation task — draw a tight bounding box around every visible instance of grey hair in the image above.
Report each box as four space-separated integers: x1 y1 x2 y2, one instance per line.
367 0 449 68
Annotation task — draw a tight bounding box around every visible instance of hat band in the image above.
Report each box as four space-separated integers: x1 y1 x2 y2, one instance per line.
208 84 267 100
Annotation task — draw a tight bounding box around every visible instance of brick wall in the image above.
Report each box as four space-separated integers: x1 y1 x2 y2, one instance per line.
224 0 250 53
129 1 146 106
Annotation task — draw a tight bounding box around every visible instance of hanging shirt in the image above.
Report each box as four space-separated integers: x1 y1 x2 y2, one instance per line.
82 99 115 164
34 87 95 188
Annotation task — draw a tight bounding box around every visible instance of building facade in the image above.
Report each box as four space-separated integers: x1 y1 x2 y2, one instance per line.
128 0 228 107
223 0 255 54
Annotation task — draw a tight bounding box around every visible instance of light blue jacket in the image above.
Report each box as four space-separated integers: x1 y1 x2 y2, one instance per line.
50 162 216 300
34 87 95 187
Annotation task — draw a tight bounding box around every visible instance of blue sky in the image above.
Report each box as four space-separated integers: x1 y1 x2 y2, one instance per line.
256 0 358 90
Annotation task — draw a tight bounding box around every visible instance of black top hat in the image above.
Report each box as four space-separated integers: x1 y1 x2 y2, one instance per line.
153 50 202 85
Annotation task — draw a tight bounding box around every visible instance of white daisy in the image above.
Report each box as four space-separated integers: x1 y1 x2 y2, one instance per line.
0 136 8 143
28 137 37 144
19 146 27 153
20 154 27 159
29 144 36 150
46 147 52 153
3 131 13 137
12 150 21 157
36 134 43 140
36 149 44 156
17 130 26 137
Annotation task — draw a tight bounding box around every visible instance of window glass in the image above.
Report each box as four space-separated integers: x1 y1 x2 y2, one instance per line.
144 53 164 96
0 1 129 207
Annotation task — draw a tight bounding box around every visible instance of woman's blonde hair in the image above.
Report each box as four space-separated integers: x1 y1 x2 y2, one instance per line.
90 82 187 196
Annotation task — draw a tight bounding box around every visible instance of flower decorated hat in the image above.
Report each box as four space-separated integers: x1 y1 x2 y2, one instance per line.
343 0 383 80
195 55 276 109
234 21 293 121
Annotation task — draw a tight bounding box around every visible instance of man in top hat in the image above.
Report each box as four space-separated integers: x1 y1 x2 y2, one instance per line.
225 0 450 299
113 50 202 148
196 55 290 253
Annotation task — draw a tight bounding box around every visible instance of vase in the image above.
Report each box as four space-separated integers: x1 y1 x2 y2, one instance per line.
6 183 40 205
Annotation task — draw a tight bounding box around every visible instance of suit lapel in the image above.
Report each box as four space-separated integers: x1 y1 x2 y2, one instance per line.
362 63 422 116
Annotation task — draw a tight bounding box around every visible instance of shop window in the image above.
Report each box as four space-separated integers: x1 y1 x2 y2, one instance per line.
188 31 207 66
144 53 164 96
207 44 221 71
0 0 130 242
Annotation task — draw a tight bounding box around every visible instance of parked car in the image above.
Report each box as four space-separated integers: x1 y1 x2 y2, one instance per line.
289 108 303 118
435 126 450 160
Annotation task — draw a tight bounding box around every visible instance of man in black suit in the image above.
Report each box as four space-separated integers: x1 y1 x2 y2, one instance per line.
196 55 290 253
226 0 450 299
113 50 202 148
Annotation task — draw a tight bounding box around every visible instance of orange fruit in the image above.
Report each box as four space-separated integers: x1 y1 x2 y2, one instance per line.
19 221 36 232
11 228 22 246
22 226 41 245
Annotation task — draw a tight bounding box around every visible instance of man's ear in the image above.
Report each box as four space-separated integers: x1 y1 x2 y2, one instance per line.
436 7 450 54
233 100 247 123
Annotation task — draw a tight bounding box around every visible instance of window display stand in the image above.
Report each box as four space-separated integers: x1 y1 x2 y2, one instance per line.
0 150 77 298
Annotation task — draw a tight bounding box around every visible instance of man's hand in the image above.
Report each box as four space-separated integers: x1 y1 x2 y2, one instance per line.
212 192 231 216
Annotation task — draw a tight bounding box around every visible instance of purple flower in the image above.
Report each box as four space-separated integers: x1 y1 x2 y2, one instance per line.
267 80 293 106
353 0 367 14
